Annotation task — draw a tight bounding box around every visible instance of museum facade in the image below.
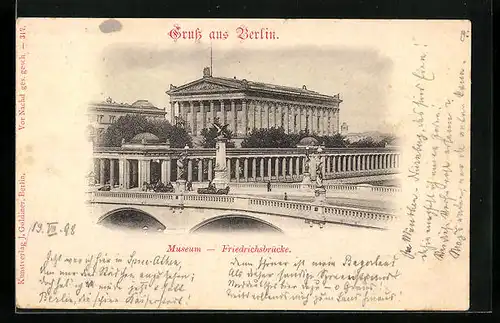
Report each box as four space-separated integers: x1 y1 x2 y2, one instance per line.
167 67 342 138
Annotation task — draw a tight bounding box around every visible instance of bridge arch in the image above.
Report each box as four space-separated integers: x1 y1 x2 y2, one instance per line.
189 213 284 234
98 207 166 232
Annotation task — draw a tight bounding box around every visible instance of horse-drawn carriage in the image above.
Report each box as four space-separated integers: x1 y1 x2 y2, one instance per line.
98 184 111 191
143 181 175 193
197 185 230 195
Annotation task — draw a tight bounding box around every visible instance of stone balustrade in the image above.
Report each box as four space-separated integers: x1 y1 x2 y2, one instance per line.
91 147 401 190
88 190 397 229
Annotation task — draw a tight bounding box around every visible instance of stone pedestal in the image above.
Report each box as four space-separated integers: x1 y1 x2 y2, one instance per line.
212 138 229 188
314 185 327 204
301 172 312 190
176 179 186 193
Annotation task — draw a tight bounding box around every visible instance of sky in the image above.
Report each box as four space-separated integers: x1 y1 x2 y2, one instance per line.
97 44 395 133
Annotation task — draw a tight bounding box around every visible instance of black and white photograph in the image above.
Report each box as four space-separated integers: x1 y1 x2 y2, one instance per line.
16 19 471 310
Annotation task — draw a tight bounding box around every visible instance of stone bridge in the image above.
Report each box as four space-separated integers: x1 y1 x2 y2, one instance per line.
86 186 400 235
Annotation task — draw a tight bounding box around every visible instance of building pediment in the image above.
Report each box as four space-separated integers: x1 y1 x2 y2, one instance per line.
168 79 242 95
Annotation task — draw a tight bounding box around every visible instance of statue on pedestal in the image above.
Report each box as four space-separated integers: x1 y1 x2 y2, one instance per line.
315 158 324 188
212 118 230 188
176 148 189 193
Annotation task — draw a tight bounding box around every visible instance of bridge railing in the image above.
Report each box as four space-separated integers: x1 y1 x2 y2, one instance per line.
87 191 397 229
205 182 401 194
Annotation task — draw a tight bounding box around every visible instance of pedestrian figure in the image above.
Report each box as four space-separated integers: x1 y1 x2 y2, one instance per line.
267 180 272 192
284 192 288 200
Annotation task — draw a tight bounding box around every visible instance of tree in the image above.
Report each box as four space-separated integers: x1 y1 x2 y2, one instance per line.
200 118 235 148
241 128 349 148
167 124 193 148
241 127 297 148
99 114 192 148
318 133 349 148
348 137 385 148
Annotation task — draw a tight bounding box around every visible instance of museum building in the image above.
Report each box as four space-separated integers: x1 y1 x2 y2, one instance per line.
167 67 342 139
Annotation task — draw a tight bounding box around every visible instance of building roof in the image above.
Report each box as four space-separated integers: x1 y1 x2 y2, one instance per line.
129 132 160 144
167 69 342 103
297 136 319 147
89 98 162 111
131 100 156 108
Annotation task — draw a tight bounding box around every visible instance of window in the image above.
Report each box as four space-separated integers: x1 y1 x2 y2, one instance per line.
109 115 116 123
96 115 104 123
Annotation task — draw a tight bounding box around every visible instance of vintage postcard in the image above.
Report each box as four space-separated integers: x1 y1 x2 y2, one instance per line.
16 19 471 310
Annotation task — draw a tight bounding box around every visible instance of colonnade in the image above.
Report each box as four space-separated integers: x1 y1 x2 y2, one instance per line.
171 99 340 137
92 152 400 189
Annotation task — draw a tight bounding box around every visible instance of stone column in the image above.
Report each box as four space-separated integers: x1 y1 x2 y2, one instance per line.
99 158 106 185
321 155 326 177
295 157 300 178
267 158 272 180
243 158 248 181
161 159 168 184
325 109 329 135
198 159 203 182
137 159 143 187
220 100 226 125
248 101 255 131
269 104 274 128
281 157 287 181
326 156 331 176
263 103 269 129
210 100 216 125
145 160 151 184
231 100 237 134
259 158 264 181
118 159 125 188
282 104 288 133
312 107 317 134
226 158 231 181
255 102 261 129
252 158 257 181
242 99 248 135
288 157 293 179
198 101 205 134
342 156 347 172
131 160 138 187
109 159 115 187
274 158 279 180
297 106 306 132
309 107 313 132
189 101 196 134
187 159 193 181
208 159 213 181
170 101 176 123
235 158 240 182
